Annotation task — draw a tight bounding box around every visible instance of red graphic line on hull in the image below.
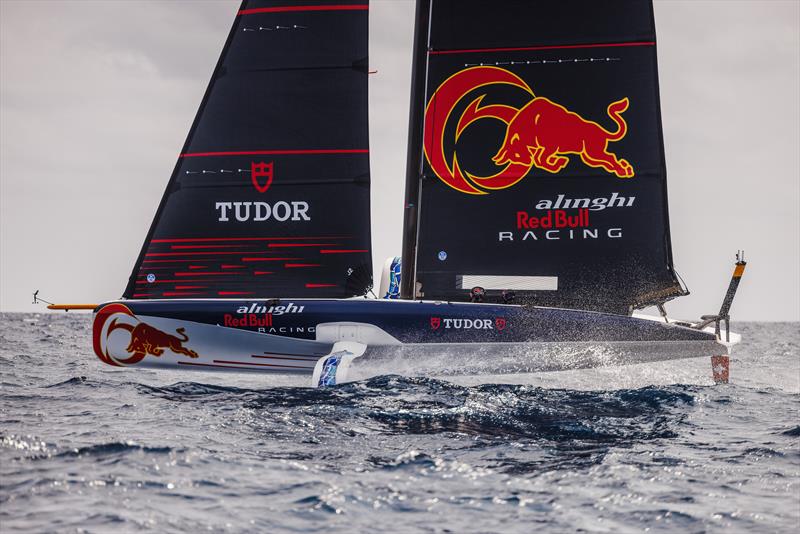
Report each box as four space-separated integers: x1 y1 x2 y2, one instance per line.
254 271 274 275
214 359 312 370
429 41 656 56
251 354 321 362
174 285 207 290
221 265 247 269
132 293 154 298
188 265 208 270
180 149 369 158
305 283 337 288
319 249 368 254
238 4 368 16
151 236 351 243
163 291 205 297
178 361 265 371
218 292 254 296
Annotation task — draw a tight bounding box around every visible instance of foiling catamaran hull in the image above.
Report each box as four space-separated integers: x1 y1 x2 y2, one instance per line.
93 299 728 383
38 1 745 387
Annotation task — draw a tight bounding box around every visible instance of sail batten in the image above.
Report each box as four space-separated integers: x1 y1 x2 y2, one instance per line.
429 41 657 56
403 0 683 314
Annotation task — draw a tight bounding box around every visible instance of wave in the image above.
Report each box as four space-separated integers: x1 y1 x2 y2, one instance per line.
127 375 695 450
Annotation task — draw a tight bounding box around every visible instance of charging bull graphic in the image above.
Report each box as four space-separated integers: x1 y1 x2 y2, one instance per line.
93 303 199 366
108 320 198 362
424 66 635 195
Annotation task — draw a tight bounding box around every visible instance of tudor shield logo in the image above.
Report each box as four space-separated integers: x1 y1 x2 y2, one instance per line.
430 317 441 330
424 66 634 195
251 161 274 193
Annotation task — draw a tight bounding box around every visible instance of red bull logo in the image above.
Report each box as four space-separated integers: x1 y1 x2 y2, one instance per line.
93 303 199 366
424 66 635 195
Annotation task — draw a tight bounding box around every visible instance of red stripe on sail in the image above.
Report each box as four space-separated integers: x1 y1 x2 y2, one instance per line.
151 236 350 243
238 5 368 16
305 283 337 288
174 272 245 276
136 279 207 284
285 263 321 268
242 257 301 262
143 259 234 264
171 245 249 249
180 149 369 158
268 243 339 248
319 249 368 254
145 251 277 257
429 41 656 56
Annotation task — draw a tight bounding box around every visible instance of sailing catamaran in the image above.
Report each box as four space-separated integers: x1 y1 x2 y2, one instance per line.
46 0 746 386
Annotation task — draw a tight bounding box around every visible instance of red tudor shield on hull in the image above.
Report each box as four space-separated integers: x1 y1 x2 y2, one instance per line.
430 317 441 330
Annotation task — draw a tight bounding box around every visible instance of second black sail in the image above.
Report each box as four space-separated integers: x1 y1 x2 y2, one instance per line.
402 0 684 314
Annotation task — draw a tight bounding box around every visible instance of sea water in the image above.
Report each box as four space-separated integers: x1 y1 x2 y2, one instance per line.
1 314 798 533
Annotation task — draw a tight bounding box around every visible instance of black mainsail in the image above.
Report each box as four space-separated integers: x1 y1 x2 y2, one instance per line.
402 0 685 314
123 1 372 300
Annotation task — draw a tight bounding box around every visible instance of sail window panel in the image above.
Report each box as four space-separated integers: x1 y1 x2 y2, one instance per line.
460 275 558 291
185 69 367 155
429 0 654 51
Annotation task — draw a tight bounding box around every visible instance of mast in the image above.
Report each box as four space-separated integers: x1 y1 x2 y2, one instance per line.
400 0 431 300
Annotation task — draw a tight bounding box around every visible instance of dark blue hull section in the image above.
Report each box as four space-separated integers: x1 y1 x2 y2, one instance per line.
111 298 715 344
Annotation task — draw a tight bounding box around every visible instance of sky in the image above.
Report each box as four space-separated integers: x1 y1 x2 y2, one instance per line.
1 0 798 321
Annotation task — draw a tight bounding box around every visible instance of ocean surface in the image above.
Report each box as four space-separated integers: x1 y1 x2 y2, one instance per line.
1 313 798 533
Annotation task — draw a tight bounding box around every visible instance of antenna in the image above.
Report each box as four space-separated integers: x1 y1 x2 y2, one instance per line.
32 290 54 306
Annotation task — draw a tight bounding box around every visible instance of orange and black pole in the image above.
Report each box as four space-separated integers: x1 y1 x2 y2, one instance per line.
710 251 747 384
